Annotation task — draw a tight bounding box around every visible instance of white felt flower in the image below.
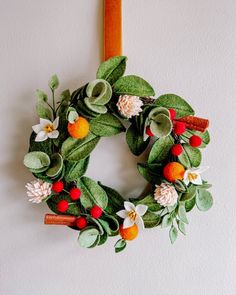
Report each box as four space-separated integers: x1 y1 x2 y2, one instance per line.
116 95 143 118
32 117 59 142
183 166 209 186
116 201 148 229
26 180 52 203
154 183 178 207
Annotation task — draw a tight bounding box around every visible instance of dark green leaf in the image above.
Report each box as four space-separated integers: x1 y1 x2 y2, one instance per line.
46 153 63 177
143 211 161 228
64 157 89 182
181 130 210 148
133 194 163 212
126 124 150 156
185 197 196 212
148 135 174 163
181 185 197 201
114 239 127 253
47 194 80 215
99 183 124 214
181 143 202 167
96 56 127 85
113 75 155 96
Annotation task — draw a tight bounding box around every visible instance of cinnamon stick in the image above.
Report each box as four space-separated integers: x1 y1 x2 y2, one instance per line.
44 214 77 226
175 116 209 132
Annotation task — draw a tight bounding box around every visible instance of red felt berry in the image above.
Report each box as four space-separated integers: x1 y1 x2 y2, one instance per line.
189 135 202 147
174 122 186 135
76 217 87 229
169 108 176 120
90 205 103 219
52 181 64 193
57 200 69 213
69 188 81 201
171 144 183 156
146 126 154 137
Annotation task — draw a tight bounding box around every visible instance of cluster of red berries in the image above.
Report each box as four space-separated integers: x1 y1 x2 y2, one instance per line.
51 181 103 230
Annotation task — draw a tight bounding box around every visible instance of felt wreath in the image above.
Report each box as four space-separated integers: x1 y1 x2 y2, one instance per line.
24 56 212 253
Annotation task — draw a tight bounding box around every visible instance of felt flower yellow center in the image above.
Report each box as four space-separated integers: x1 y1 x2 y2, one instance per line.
44 124 55 133
128 210 137 221
188 173 198 181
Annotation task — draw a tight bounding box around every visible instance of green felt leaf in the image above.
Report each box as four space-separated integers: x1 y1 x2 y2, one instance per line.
181 185 197 201
64 157 89 182
48 74 59 90
23 151 50 170
161 214 173 228
78 227 100 248
114 239 127 253
198 183 212 190
154 94 195 118
148 135 174 163
143 211 161 228
113 75 155 96
181 143 202 168
90 113 125 137
96 56 127 85
61 133 100 161
29 132 53 155
84 98 108 114
169 226 178 244
88 217 104 235
196 189 213 211
137 163 162 183
68 110 79 124
148 106 170 120
178 203 189 224
36 89 47 102
97 219 112 235
76 100 99 119
47 194 80 215
36 102 52 120
133 194 162 212
98 183 124 214
100 214 120 236
97 232 108 246
126 124 150 156
174 180 187 192
150 114 172 137
60 89 70 102
46 153 63 178
77 176 108 210
86 79 112 105
177 220 186 235
181 130 210 148
185 197 196 212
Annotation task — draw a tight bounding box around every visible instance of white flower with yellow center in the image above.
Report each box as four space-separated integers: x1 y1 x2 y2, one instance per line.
32 117 59 142
183 166 209 186
116 201 148 229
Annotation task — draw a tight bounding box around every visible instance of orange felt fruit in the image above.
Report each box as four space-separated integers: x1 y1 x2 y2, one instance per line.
163 162 185 182
67 117 89 139
119 224 139 241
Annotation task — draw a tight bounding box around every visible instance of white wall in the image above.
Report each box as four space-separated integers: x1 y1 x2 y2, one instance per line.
1 1 236 294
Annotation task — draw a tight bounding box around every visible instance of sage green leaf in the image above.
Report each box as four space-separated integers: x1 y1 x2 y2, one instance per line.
84 98 108 114
78 227 100 248
114 239 127 253
113 75 155 96
36 89 47 102
64 157 89 182
169 226 178 244
99 183 124 214
68 111 79 124
174 180 187 192
150 114 172 137
181 185 197 201
86 79 112 105
100 214 120 236
148 135 174 163
181 130 210 148
161 214 172 228
98 232 108 246
77 176 108 209
126 124 150 156
46 153 63 177
90 113 125 137
23 151 50 170
48 74 59 90
77 100 99 119
143 211 161 228
177 220 186 235
47 193 80 215
88 217 104 235
148 107 170 120
133 194 162 212
98 219 112 235
154 94 194 118
36 102 52 120
96 56 127 85
61 133 100 161
196 189 213 211
178 203 189 224
185 197 196 212
60 89 70 102
178 147 191 167
198 182 212 189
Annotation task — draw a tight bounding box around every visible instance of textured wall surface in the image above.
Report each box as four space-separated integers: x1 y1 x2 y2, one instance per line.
0 1 236 294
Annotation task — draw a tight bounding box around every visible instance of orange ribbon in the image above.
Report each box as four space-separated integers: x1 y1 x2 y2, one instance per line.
104 0 122 60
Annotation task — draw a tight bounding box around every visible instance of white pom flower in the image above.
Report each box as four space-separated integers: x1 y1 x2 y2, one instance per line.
116 95 143 118
154 183 178 207
26 180 52 203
